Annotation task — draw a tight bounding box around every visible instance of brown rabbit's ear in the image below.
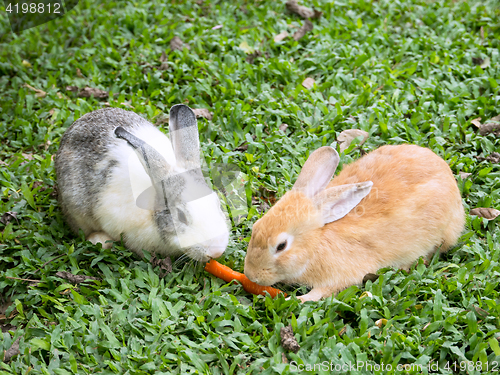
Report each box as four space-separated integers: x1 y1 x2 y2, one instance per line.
292 146 340 198
313 181 373 225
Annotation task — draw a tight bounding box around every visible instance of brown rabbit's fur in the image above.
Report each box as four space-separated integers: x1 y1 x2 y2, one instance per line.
244 145 465 301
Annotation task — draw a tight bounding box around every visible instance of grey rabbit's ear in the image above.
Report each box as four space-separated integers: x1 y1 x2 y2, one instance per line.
115 127 171 210
169 104 200 170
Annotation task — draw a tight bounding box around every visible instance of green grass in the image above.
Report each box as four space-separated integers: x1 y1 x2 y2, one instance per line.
1 0 500 373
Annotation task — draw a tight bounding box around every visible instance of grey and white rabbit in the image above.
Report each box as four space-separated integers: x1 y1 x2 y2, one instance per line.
55 104 229 262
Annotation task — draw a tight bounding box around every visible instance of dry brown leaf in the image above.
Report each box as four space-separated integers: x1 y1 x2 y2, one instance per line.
480 57 491 69
150 255 172 278
473 305 489 317
422 322 431 331
458 172 472 179
1 211 18 226
274 31 289 42
78 87 109 99
486 152 500 163
337 129 369 152
472 57 484 66
170 36 190 51
471 116 500 136
470 207 500 220
23 83 46 98
280 325 300 353
245 50 262 64
301 77 315 89
285 0 322 19
234 143 248 152
158 51 169 70
279 123 289 132
480 123 500 136
471 117 482 128
55 271 100 284
2 337 20 362
0 295 12 318
375 319 387 328
192 108 213 121
155 114 169 126
293 19 313 41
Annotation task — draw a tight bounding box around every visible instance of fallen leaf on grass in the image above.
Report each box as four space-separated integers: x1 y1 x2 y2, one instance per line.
55 271 100 284
301 77 315 89
274 31 289 42
150 255 172 277
471 116 500 136
252 197 270 214
66 85 79 93
245 50 262 64
159 51 168 63
279 123 289 132
23 83 46 98
337 129 369 152
170 36 190 51
22 60 31 68
470 207 500 220
2 337 20 362
375 319 388 328
285 0 322 19
472 57 483 65
280 325 300 353
422 322 431 331
293 19 313 41
67 86 109 99
471 56 490 68
234 143 248 152
154 114 169 126
0 212 18 225
486 152 500 163
192 108 213 121
78 87 109 99
473 305 489 318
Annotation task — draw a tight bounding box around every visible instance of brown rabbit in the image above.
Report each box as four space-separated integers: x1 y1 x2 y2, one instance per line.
243 145 465 302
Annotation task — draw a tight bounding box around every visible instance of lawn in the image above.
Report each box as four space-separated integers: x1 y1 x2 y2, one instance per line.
1 0 500 373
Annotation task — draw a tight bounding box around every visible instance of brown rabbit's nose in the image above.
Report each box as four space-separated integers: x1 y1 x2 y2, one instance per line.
243 259 258 283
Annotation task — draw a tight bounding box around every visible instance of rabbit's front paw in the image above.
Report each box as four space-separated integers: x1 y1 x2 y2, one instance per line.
88 232 114 249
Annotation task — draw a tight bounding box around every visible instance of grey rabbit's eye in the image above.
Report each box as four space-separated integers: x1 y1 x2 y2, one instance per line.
276 240 287 252
177 209 188 225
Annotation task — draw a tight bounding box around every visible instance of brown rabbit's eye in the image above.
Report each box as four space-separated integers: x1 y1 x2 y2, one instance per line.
276 241 287 252
177 209 188 225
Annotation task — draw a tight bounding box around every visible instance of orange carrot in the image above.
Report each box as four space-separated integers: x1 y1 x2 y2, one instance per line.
205 259 286 298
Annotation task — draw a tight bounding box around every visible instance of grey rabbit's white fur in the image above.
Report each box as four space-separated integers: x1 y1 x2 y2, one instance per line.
55 105 229 261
